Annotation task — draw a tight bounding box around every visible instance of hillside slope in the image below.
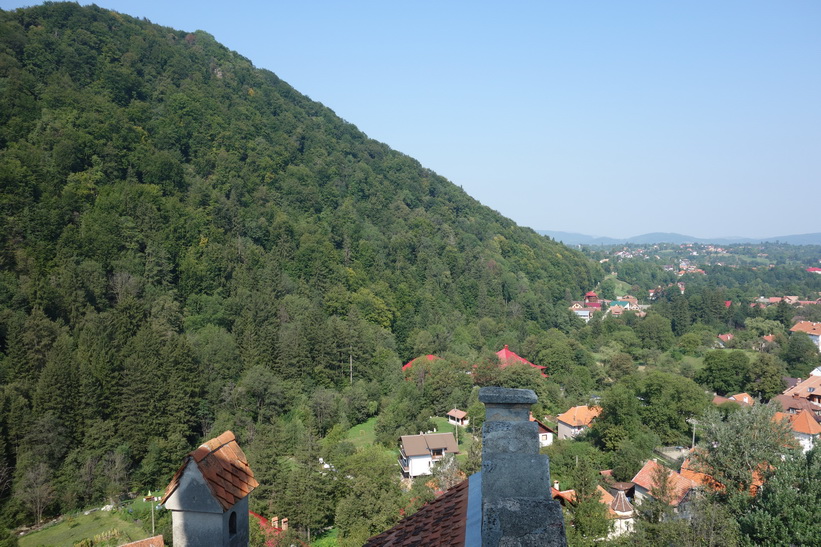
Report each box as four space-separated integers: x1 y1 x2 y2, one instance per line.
0 2 601 521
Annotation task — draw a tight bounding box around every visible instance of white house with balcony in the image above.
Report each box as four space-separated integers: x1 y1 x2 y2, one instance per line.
398 432 458 478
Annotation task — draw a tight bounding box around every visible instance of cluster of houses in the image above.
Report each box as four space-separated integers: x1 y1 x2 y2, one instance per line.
569 291 647 322
751 295 821 308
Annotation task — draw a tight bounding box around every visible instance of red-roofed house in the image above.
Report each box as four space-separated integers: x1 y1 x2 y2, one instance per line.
530 413 556 447
776 409 821 453
402 354 441 371
447 408 469 427
783 375 821 406
496 345 547 377
631 460 696 516
808 267 821 274
790 321 821 351
161 431 259 547
556 405 602 439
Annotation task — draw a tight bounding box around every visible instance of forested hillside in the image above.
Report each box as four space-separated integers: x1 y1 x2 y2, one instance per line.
0 2 602 535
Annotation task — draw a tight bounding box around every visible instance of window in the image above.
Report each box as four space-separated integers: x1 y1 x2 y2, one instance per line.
229 511 237 536
809 387 815 393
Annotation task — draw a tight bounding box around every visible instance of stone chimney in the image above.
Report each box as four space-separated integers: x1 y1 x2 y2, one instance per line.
479 387 566 546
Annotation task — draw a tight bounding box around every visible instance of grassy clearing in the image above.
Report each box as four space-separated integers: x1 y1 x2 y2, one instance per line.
312 527 338 546
430 416 473 458
346 416 377 449
19 509 149 547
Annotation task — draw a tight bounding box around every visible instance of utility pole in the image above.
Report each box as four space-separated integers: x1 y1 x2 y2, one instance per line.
687 418 698 450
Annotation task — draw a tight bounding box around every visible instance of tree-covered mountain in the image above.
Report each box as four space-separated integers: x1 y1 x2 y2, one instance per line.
0 2 601 528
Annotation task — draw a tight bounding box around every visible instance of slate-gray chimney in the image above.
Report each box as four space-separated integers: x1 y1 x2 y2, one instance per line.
479 386 567 546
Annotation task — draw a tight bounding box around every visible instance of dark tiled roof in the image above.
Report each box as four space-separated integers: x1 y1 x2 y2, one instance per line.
400 433 458 456
364 478 469 546
161 430 258 512
610 490 633 515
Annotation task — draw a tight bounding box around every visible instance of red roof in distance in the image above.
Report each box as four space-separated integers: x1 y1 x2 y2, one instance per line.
402 354 441 371
496 345 547 377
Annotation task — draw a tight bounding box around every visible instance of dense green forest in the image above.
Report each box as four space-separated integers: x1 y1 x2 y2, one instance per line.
3 4 821 546
0 2 603 541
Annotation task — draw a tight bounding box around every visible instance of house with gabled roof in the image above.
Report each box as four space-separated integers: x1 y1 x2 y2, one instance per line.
530 413 556 447
367 387 567 546
712 392 755 407
783 375 821 406
551 483 635 539
790 321 821 351
402 354 441 372
774 392 821 419
399 432 458 478
775 409 821 453
161 431 258 547
496 345 548 377
447 408 469 427
631 460 696 517
556 405 602 440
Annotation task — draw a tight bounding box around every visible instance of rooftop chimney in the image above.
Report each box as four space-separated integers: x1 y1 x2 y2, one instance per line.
479 387 566 546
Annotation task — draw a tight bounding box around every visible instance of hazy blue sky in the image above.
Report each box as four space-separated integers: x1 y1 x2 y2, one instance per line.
3 1 820 239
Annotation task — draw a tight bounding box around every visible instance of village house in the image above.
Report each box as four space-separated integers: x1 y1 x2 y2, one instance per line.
531 413 556 447
398 432 458 478
782 375 821 406
551 482 635 539
790 321 821 351
496 344 548 376
570 291 604 323
367 388 567 546
774 409 821 453
774 391 821 418
631 459 696 518
556 405 602 440
161 431 258 547
447 408 469 427
712 392 755 407
402 354 441 372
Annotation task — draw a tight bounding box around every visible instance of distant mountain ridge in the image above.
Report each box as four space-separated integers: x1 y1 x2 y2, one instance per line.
537 230 821 246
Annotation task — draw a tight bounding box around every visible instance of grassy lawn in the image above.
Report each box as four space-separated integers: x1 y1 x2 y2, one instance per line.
312 527 338 546
430 416 473 459
346 416 378 449
19 509 149 547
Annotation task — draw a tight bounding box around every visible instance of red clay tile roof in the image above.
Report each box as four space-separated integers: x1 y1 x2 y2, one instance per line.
789 409 821 435
496 345 547 377
790 321 821 337
631 460 695 506
447 408 468 420
556 405 602 427
784 375 821 400
530 414 556 434
161 431 258 512
774 393 821 415
729 393 754 406
402 354 441 371
364 477 469 546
